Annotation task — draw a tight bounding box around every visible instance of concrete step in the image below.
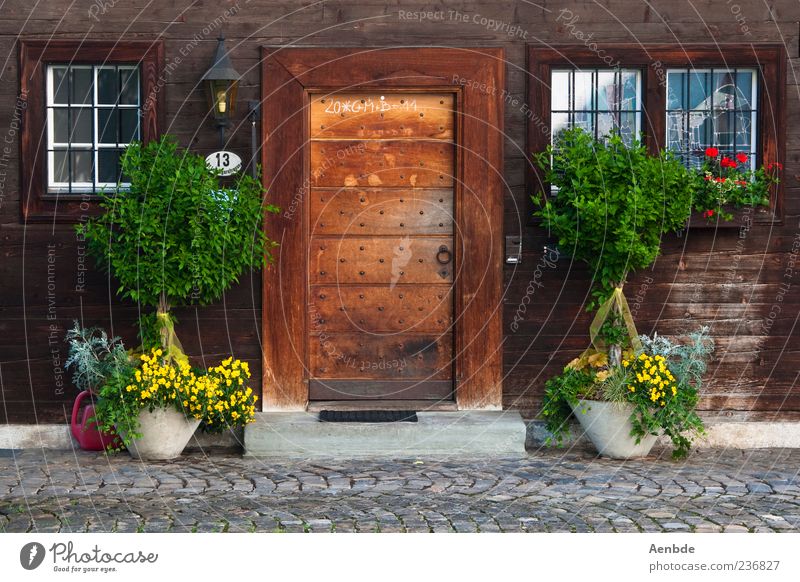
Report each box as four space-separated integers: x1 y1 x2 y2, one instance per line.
244 411 527 457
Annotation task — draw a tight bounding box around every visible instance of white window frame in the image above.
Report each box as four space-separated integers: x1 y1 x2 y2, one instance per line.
46 64 141 194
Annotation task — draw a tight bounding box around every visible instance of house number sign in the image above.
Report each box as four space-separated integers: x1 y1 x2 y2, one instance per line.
206 150 242 176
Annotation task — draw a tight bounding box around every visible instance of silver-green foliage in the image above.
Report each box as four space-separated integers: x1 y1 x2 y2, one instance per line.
64 321 131 392
638 326 715 390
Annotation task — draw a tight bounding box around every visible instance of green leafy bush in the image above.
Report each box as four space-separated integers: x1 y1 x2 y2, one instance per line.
534 128 693 308
78 135 279 331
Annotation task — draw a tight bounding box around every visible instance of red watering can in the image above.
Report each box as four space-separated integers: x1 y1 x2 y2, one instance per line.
70 391 122 451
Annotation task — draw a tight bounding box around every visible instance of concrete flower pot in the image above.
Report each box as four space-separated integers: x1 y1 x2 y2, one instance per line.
124 407 200 461
571 399 658 459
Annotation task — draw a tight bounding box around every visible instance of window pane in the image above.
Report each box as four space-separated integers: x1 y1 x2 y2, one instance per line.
596 71 617 110
71 68 93 105
72 108 92 143
597 111 616 138
619 111 638 143
667 112 687 151
688 111 713 150
52 150 69 183
119 109 139 142
736 71 755 110
573 111 594 135
54 108 92 143
667 72 685 110
621 71 639 110
574 71 594 111
52 109 69 143
551 112 570 143
98 108 118 144
119 69 139 105
97 68 118 104
98 149 121 183
712 71 737 111
713 110 735 151
551 71 570 110
52 67 69 105
735 112 753 149
689 71 710 110
71 150 94 183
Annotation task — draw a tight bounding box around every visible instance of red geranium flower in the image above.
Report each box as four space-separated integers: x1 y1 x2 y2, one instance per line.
703 175 712 181
766 162 784 171
736 180 748 186
714 177 726 183
720 157 736 168
705 147 719 158
703 210 715 218
735 153 748 164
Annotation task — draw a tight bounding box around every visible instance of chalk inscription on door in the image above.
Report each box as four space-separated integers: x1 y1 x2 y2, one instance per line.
308 93 456 401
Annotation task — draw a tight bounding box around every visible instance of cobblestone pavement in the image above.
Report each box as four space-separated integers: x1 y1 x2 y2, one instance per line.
1 448 799 533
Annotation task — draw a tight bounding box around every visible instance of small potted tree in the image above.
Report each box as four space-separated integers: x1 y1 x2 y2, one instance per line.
534 128 712 458
78 134 278 458
80 134 279 354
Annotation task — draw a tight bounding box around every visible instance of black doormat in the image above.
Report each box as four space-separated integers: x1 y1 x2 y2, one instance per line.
318 410 418 423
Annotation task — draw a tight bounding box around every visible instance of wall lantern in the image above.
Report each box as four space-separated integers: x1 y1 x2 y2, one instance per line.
202 33 241 146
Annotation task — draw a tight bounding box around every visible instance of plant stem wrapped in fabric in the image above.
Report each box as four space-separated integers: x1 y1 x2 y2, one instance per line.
533 128 693 309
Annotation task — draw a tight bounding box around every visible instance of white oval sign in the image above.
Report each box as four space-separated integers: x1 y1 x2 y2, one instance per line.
206 150 242 176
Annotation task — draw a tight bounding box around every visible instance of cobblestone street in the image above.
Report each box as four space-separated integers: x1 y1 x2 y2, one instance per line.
1 448 799 533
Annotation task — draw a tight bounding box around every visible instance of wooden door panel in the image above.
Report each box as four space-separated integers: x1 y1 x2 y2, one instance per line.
310 140 454 188
309 379 453 400
310 93 455 140
309 333 452 380
310 237 453 284
310 285 452 333
310 189 454 236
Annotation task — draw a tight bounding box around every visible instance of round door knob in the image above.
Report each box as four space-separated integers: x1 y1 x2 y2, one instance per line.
436 245 452 265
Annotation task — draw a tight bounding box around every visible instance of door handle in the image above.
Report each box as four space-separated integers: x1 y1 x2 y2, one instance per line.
436 245 452 265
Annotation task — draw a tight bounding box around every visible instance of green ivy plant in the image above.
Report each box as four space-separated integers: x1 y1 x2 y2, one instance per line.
534 128 693 309
78 135 279 345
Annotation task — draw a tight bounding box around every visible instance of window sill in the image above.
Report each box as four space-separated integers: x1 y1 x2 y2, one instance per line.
686 206 779 229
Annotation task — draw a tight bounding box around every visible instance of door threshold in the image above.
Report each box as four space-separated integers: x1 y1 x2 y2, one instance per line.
307 400 458 412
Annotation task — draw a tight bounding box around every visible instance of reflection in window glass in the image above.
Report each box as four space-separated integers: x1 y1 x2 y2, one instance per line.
666 68 757 170
550 68 642 147
46 64 141 194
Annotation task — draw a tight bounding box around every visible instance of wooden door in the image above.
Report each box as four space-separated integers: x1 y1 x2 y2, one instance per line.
308 92 456 401
262 47 504 411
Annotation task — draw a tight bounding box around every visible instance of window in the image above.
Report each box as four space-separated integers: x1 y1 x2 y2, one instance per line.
19 41 164 222
550 68 642 146
46 65 141 194
527 45 786 222
666 68 757 170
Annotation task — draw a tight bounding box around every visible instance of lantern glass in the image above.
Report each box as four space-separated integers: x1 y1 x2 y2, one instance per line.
206 78 238 124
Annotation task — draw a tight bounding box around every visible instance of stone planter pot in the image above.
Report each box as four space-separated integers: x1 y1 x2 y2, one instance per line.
123 408 200 461
571 399 658 459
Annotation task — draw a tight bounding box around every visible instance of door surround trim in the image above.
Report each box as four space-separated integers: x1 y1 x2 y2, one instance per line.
261 47 504 410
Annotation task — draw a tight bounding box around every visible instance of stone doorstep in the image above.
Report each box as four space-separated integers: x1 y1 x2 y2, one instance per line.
244 411 528 457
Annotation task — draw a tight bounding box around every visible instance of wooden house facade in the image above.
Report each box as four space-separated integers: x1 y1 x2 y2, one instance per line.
1 1 798 431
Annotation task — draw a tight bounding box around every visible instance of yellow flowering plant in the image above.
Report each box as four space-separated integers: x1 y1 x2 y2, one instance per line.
93 348 258 450
201 357 258 434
